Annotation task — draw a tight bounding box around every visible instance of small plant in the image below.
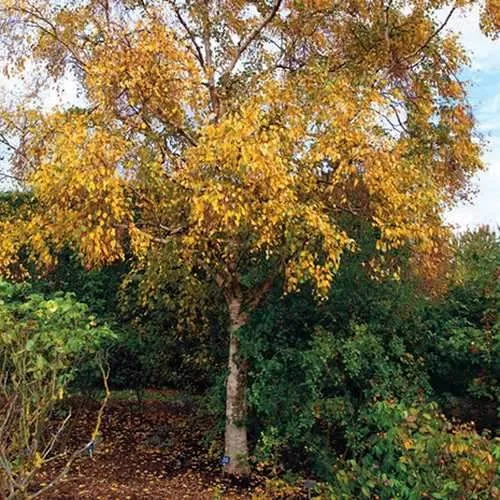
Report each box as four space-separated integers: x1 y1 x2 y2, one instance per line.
0 280 115 499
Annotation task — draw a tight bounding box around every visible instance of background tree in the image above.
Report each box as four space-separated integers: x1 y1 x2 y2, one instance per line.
0 0 497 474
425 226 499 413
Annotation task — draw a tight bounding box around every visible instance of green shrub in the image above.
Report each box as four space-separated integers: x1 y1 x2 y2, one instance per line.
421 228 500 423
328 401 499 499
0 280 115 498
240 305 432 478
237 228 499 481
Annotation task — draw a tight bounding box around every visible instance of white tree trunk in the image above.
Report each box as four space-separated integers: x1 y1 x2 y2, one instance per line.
223 297 250 476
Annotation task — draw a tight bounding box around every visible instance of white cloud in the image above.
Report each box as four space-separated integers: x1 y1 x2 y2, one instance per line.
443 6 500 72
442 6 500 229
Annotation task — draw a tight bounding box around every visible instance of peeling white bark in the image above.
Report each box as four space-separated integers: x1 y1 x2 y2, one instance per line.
223 297 250 476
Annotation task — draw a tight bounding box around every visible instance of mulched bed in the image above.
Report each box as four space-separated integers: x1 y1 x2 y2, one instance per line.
32 393 274 499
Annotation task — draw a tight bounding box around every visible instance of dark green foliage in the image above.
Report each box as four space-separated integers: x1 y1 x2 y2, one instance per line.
230 227 499 480
117 262 228 391
419 227 499 423
33 249 126 320
0 191 35 216
238 263 433 479
36 249 228 394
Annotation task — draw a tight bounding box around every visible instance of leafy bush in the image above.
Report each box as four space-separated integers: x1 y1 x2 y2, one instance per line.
33 248 126 321
0 280 114 498
239 277 433 478
421 227 500 423
328 401 499 499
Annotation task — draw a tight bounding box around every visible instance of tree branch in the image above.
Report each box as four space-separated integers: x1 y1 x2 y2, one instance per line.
226 0 283 76
167 0 205 68
404 7 456 62
201 2 219 121
14 5 87 70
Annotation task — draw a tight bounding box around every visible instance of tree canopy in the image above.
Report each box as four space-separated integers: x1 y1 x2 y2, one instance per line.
0 0 498 474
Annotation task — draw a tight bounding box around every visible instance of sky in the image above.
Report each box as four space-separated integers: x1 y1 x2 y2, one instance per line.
443 6 500 229
0 5 499 230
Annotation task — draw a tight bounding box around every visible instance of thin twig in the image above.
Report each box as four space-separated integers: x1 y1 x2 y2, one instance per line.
42 410 72 460
226 0 283 76
403 7 456 62
167 0 205 68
